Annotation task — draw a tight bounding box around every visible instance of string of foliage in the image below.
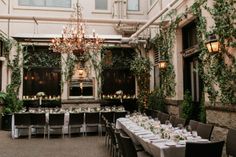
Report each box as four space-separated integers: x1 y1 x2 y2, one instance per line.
0 33 23 114
188 0 236 105
63 53 77 81
7 44 22 92
150 0 236 105
203 0 236 104
23 46 61 70
150 11 180 98
130 56 151 111
0 33 12 57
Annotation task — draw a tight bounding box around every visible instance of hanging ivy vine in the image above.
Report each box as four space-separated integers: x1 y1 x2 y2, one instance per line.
23 46 61 70
188 0 236 105
150 11 180 97
149 0 236 105
130 56 151 111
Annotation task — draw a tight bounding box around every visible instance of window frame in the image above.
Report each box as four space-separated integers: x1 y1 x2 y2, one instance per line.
18 0 72 8
127 0 140 11
94 0 108 11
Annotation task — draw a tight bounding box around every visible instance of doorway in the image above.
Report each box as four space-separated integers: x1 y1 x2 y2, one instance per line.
182 20 203 120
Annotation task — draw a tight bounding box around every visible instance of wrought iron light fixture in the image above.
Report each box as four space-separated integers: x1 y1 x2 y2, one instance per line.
50 2 103 54
205 34 220 53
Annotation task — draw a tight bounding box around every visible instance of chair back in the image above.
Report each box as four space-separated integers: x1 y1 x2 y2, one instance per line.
85 112 99 124
169 116 176 126
185 141 225 157
69 113 84 125
119 133 137 157
49 113 64 126
226 128 236 157
144 108 153 117
160 112 170 124
14 113 31 126
175 117 186 127
31 113 46 125
101 112 114 123
114 112 127 122
115 131 124 157
196 123 214 140
189 120 199 131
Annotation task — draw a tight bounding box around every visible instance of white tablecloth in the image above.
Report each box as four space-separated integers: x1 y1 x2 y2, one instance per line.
116 118 185 157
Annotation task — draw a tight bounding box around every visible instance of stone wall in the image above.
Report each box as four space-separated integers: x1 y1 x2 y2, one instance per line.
206 105 236 141
165 99 182 117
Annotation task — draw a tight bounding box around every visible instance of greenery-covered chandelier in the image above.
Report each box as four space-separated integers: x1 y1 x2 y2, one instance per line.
50 2 103 54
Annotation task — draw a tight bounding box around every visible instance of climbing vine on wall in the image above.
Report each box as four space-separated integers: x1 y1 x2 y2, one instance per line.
0 33 22 92
188 0 236 105
130 55 151 111
150 0 236 105
150 11 180 97
7 44 22 92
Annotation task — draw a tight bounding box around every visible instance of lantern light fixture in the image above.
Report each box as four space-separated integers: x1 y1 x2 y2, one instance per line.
205 34 220 53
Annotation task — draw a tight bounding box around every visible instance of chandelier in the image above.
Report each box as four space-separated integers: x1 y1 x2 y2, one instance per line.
50 2 103 54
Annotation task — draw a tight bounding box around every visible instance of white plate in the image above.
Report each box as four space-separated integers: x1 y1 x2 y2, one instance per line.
165 142 176 146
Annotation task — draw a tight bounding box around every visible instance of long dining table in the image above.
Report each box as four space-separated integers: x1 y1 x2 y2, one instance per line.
116 117 208 157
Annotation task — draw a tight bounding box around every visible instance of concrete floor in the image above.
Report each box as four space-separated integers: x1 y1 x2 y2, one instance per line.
0 131 110 157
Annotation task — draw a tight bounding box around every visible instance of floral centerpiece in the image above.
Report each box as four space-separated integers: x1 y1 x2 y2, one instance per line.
116 90 123 103
36 92 45 106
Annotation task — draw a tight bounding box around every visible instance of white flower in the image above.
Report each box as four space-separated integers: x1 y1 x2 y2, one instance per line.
116 90 123 95
36 92 45 97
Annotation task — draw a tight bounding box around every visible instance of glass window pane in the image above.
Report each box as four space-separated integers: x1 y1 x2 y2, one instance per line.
46 0 71 8
128 0 139 11
150 0 156 6
19 0 44 7
95 0 108 10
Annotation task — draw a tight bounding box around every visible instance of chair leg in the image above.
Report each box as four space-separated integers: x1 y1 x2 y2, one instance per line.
68 126 71 138
28 127 31 139
43 127 46 139
62 127 64 139
48 126 50 139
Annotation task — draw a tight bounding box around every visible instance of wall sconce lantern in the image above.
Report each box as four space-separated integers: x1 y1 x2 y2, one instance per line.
78 68 84 77
158 59 167 69
205 35 220 53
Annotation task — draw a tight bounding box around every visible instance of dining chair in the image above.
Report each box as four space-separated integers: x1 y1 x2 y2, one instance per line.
119 133 150 157
196 122 214 140
189 120 199 131
14 113 31 139
114 111 127 123
68 112 84 137
175 117 186 127
30 113 46 139
185 141 225 157
226 128 236 157
48 113 65 139
85 112 100 135
160 112 170 124
169 116 177 126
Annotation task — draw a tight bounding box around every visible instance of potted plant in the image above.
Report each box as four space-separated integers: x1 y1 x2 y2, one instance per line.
0 91 7 130
1 86 23 131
